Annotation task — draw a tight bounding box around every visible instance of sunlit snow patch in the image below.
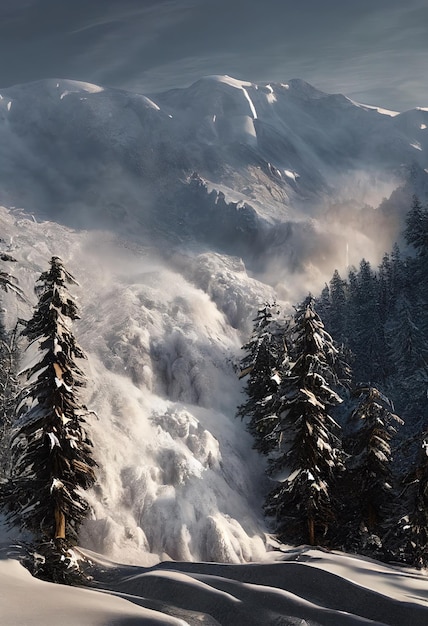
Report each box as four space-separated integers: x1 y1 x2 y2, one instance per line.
283 170 299 182
350 99 399 117
410 141 423 151
206 75 258 119
265 84 277 104
57 79 104 100
64 80 104 94
140 96 161 111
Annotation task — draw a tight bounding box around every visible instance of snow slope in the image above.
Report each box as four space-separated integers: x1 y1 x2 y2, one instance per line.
0 554 187 626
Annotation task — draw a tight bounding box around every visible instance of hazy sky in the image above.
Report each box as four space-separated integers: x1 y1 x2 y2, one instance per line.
0 0 427 110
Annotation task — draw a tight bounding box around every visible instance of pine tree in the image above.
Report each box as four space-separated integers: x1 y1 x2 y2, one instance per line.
405 195 428 257
237 303 288 454
350 259 387 384
404 196 428 343
378 253 392 324
384 213 428 423
390 244 406 303
342 386 402 554
328 269 348 343
0 252 24 477
386 295 428 417
393 434 428 568
0 320 21 478
315 283 331 327
264 296 346 546
1 257 97 547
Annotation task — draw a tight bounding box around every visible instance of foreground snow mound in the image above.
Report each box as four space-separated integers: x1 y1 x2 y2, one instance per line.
0 552 186 626
2 545 427 626
105 551 428 626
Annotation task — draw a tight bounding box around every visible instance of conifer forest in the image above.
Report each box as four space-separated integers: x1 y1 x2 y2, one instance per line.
238 196 428 568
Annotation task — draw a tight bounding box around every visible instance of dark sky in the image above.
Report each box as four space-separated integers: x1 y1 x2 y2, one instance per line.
0 0 427 110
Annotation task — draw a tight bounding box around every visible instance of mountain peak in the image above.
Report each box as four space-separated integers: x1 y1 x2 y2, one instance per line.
286 78 327 97
198 74 254 89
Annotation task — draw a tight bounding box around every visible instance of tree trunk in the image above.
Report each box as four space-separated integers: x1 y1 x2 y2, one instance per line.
55 507 66 539
367 502 377 532
308 516 315 546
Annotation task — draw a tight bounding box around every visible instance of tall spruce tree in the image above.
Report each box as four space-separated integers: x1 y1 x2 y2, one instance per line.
386 295 428 417
354 259 387 384
237 303 288 454
2 257 97 547
0 252 24 477
404 196 428 341
0 320 21 478
264 296 346 546
405 195 428 257
342 386 402 554
328 269 348 343
392 433 428 568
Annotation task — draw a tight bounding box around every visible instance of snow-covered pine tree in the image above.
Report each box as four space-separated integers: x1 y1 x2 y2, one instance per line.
386 295 428 418
404 196 428 348
352 259 387 384
0 250 24 299
392 434 428 568
315 283 331 326
0 252 24 477
0 320 20 478
2 257 97 547
405 195 428 257
316 272 353 388
377 245 406 333
328 269 349 344
378 253 392 325
264 296 346 546
237 303 288 454
342 386 402 554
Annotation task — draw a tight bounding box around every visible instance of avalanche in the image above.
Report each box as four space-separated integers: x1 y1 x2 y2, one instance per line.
0 205 270 566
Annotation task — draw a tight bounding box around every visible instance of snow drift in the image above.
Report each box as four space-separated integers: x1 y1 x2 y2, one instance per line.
1 543 428 625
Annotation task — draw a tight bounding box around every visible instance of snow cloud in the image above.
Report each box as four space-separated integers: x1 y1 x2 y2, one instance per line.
0 0 427 110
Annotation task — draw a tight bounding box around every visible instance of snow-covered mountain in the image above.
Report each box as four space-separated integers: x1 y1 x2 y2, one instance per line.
1 75 427 277
1 75 428 624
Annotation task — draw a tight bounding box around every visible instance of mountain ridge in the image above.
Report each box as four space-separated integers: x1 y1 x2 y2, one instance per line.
1 74 427 280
